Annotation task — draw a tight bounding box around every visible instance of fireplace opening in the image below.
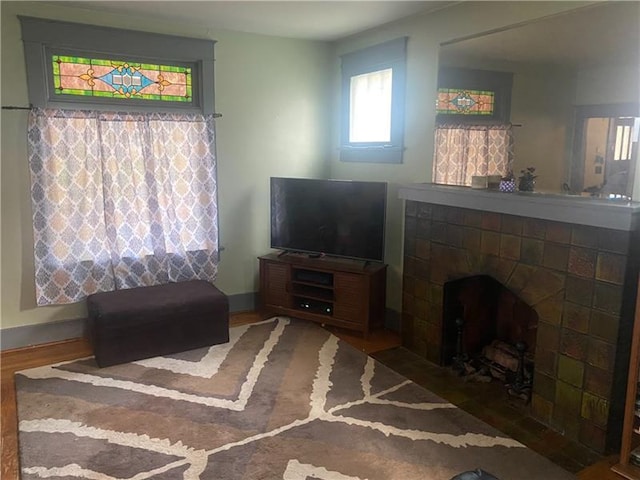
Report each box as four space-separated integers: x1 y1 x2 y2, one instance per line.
442 275 539 401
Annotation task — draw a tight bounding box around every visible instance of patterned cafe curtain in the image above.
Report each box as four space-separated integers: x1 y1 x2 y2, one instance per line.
27 108 219 305
433 124 514 186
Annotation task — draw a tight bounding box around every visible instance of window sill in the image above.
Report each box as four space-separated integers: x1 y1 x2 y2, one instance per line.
340 145 403 164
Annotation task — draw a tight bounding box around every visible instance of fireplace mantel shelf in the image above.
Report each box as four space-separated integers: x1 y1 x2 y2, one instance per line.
399 183 640 231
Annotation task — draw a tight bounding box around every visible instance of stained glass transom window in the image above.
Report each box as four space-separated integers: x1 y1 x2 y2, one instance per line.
52 55 192 102
437 88 495 115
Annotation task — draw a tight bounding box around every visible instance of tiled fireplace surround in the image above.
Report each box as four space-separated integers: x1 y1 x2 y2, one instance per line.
399 184 640 454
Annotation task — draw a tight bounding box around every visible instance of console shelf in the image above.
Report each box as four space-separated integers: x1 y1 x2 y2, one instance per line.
258 253 387 336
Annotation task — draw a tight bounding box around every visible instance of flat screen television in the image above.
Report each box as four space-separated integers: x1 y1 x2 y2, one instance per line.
270 177 387 262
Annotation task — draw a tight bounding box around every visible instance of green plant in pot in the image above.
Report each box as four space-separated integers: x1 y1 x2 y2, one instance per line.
518 167 537 192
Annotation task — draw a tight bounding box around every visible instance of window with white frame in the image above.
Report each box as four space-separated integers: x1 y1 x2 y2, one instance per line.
340 37 407 163
21 17 220 306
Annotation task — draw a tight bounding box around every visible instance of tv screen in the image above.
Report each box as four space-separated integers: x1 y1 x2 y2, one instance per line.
270 177 387 262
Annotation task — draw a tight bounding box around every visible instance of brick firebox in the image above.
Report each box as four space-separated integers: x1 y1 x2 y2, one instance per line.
400 189 640 454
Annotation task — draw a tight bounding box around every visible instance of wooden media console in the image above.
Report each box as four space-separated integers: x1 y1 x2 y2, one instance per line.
258 253 386 336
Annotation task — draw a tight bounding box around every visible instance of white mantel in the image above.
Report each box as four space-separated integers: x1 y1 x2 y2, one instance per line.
398 183 640 231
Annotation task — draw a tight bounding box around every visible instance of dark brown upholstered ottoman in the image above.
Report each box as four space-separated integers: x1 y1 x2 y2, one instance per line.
87 280 229 367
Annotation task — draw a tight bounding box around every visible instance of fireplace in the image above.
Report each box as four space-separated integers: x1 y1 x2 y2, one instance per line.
442 275 538 398
399 184 640 454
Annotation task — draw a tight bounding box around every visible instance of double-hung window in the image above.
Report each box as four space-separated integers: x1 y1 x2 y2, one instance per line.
340 37 407 163
21 17 220 305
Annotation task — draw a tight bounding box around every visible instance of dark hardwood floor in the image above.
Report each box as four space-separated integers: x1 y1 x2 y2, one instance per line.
0 312 620 479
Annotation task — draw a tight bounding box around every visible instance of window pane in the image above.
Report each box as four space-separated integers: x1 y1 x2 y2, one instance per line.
437 88 495 115
52 55 192 103
349 68 392 143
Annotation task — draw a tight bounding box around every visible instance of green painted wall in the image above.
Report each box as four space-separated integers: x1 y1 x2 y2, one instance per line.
2 0 615 336
0 1 331 330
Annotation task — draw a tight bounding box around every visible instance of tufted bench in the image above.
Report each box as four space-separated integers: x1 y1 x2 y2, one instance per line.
87 280 229 367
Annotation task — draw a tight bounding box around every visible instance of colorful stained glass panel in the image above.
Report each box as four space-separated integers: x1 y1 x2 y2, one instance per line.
437 88 495 115
52 55 192 103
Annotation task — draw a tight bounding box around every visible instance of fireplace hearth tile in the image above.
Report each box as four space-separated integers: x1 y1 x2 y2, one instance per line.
523 218 547 239
593 282 623 315
414 258 430 279
501 214 524 235
595 251 626 285
532 393 553 423
589 310 619 344
463 209 483 227
522 268 565 305
568 247 597 278
584 364 613 398
546 222 572 244
428 283 442 305
533 371 557 401
462 227 481 251
401 197 638 454
431 222 447 243
500 233 521 260
560 329 588 361
402 292 415 315
403 274 415 294
554 380 582 416
579 421 606 453
446 224 465 248
565 275 594 307
404 235 416 257
481 211 502 231
405 216 417 238
480 230 500 256
537 321 560 351
520 238 544 265
571 225 600 249
535 292 563 325
587 337 616 372
581 392 609 427
562 302 590 333
543 243 570 272
404 257 416 277
483 256 517 286
417 202 431 219
416 218 431 239
413 298 428 320
535 348 557 376
413 278 428 299
446 207 465 225
557 354 585 387
464 250 485 273
415 239 430 260
597 228 630 254
406 200 417 217
552 406 581 441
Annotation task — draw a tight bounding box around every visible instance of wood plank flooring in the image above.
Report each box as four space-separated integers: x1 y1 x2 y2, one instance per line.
0 312 622 479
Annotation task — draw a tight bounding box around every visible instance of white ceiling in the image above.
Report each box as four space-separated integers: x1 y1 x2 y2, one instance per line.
58 1 454 41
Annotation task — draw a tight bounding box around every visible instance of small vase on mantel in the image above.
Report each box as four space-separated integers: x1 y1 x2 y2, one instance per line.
499 171 516 193
518 178 536 192
518 167 537 192
499 178 516 193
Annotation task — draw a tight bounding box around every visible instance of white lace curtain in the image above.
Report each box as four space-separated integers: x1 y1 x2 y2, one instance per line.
433 124 514 186
28 108 219 305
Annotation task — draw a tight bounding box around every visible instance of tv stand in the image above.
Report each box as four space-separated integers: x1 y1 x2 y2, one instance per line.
258 253 387 336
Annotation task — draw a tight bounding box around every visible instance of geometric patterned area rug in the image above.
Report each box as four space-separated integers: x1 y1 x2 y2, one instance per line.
15 317 575 479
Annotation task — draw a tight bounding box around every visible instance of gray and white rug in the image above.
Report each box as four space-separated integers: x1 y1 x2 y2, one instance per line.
16 317 575 479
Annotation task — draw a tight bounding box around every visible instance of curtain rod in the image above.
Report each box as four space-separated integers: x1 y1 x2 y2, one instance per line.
2 105 223 118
